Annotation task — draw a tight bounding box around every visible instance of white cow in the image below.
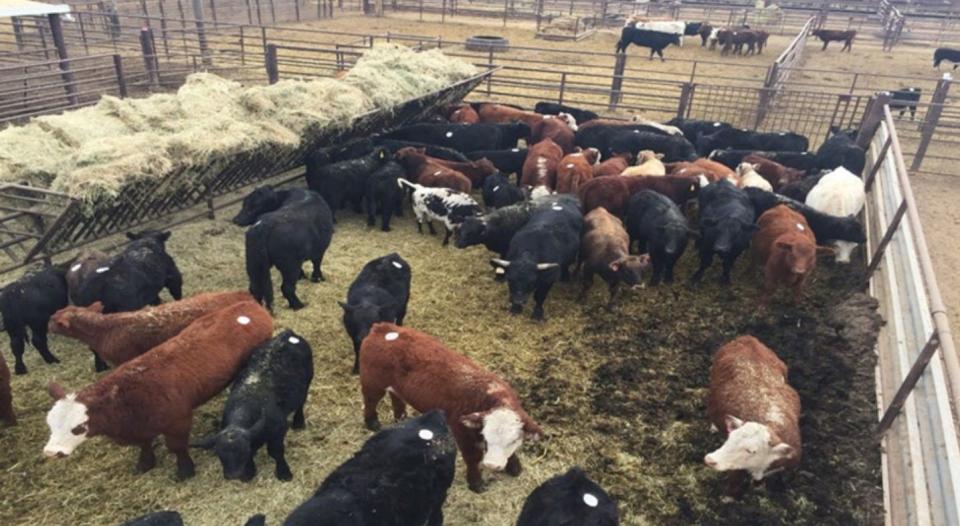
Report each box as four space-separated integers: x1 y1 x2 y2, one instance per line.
736 163 773 192
804 167 865 263
634 20 687 46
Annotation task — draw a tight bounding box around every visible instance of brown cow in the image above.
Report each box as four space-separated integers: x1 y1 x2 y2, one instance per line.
395 147 472 193
521 139 564 191
555 148 600 194
359 323 542 493
65 249 109 304
810 29 855 52
578 207 651 310
0 355 13 425
667 162 723 183
693 157 737 181
477 103 544 127
579 174 701 216
428 157 498 189
742 154 805 191
530 116 576 154
594 151 632 177
49 290 253 368
43 301 273 480
753 205 831 304
448 103 479 124
705 335 801 497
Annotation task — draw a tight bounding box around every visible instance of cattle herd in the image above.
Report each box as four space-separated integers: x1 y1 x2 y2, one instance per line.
0 94 876 525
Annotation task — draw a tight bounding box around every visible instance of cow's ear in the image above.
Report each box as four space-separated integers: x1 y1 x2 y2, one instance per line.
816 246 836 256
460 412 485 429
89 302 105 313
48 382 67 400
337 300 352 312
771 443 794 459
655 153 665 160
159 231 172 242
609 261 622 272
775 240 793 251
523 420 543 441
725 415 744 432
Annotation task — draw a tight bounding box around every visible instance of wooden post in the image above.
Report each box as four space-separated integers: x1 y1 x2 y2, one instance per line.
857 92 891 150
294 0 300 21
192 0 213 67
486 46 494 96
558 72 566 104
78 13 90 55
209 0 218 24
268 0 277 23
246 0 254 23
158 1 171 59
113 54 128 98
47 14 79 107
255 0 263 25
608 52 626 111
139 27 160 88
911 73 952 171
266 43 279 84
11 17 24 51
240 26 245 64
677 82 694 120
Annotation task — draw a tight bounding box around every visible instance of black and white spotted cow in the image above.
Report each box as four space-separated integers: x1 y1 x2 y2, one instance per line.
397 179 483 246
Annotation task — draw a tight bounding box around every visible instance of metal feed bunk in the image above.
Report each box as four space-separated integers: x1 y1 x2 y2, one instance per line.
0 68 496 274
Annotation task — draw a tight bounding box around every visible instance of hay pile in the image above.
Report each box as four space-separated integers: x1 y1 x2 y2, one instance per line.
0 44 477 208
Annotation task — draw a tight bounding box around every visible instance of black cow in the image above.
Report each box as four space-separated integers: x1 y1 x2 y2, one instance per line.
697 128 809 156
490 195 583 320
625 190 692 285
516 467 620 526
665 118 733 144
482 172 524 209
708 149 818 173
233 187 334 312
307 138 375 166
691 180 756 284
455 199 538 259
815 127 866 176
684 21 704 36
779 172 825 202
365 160 405 231
606 131 698 162
744 187 866 245
282 411 456 526
934 47 960 69
306 147 392 222
119 511 184 526
886 87 921 120
467 148 528 182
534 102 600 124
374 138 471 162
339 253 411 374
616 27 681 61
0 265 67 375
382 123 531 152
193 330 313 482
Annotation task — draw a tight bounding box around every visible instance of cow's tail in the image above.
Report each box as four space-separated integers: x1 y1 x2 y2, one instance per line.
397 178 420 192
244 225 272 309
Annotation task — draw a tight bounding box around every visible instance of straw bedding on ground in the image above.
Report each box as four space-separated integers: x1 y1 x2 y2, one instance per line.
0 187 882 525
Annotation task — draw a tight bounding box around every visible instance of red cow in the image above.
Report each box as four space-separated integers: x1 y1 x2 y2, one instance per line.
692 157 737 181
428 157 498 189
578 207 651 310
43 301 273 480
667 162 722 183
753 205 830 304
705 335 801 497
448 103 479 124
742 154 805 191
521 138 564 190
555 148 600 194
360 323 542 493
0 356 13 425
530 116 576 154
579 174 701 216
594 152 632 177
49 290 253 368
395 147 472 193
477 103 544 127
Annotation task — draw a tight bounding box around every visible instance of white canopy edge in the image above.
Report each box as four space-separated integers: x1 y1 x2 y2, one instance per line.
0 0 71 18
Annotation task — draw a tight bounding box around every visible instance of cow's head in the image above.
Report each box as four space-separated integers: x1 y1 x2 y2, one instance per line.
581 147 601 165
774 231 817 275
233 186 282 226
48 304 102 334
338 300 385 345
661 224 693 257
44 382 90 458
126 230 172 249
670 176 702 202
828 126 858 141
704 415 794 480
833 239 858 264
455 216 487 249
556 113 578 131
610 254 651 286
702 217 756 255
461 407 541 471
490 258 558 313
192 418 265 482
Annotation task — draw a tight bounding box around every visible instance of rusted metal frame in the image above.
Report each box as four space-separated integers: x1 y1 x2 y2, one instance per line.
864 136 893 193
23 201 80 263
911 76 951 172
866 199 908 278
0 205 59 218
0 228 41 239
876 332 942 438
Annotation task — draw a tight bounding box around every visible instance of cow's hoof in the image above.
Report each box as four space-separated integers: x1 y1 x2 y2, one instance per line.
276 468 293 482
468 481 486 493
365 418 381 432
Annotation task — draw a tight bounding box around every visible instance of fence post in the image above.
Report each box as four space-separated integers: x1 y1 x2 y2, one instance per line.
209 0 218 24
266 43 279 84
535 0 543 33
139 27 161 88
677 82 694 120
191 0 213 67
856 92 891 150
608 52 626 111
11 17 24 51
113 54 128 98
558 72 566 104
911 73 952 172
47 13 79 106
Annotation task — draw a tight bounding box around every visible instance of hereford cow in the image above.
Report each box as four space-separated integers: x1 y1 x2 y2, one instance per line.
397 179 482 245
233 187 334 312
521 139 565 192
65 249 108 305
753 205 830 303
668 162 725 184
476 103 544 127
810 29 855 51
448 103 479 124
360 323 542 492
621 150 665 176
517 467 620 526
1 265 68 375
531 116 577 154
364 160 405 231
556 149 600 194
429 156 498 189
394 147 472 193
804 167 865 263
593 151 632 177
736 163 773 192
467 148 528 181
815 127 866 175
534 102 599 124
283 411 455 525
49 291 252 370
692 157 737 181
616 27 681 60
0 355 13 425
482 172 524 209
625 190 692 285
193 330 313 482
44 301 273 480
705 335 801 497
691 180 755 284
579 174 702 216
742 154 805 191
305 147 392 221
934 47 960 69
578 208 650 310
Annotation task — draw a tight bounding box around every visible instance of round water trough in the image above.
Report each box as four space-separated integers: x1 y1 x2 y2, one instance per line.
465 35 510 52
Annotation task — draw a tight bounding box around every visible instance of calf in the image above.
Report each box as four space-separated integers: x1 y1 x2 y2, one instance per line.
521 139 565 191
578 208 650 310
722 29 758 56
448 103 479 124
534 102 599 124
691 180 755 284
483 171 524 209
736 162 773 192
666 118 732 144
364 160 405 231
753 205 827 303
383 122 531 151
395 147 472 193
744 187 865 247
697 128 809 156
2 265 68 376
339 253 411 373
625 190 691 285
815 127 866 175
490 197 583 320
579 174 701 216
49 291 252 370
531 116 576 154
193 330 313 482
556 149 600 194
886 87 921 120
804 167 865 263
65 249 108 305
742 154 805 190
44 301 273 480
360 323 541 492
454 198 543 257
305 147 392 221
934 47 960 69
467 148 528 181
810 29 855 51
284 411 455 525
709 149 818 173
517 467 619 526
705 335 801 497
594 151 632 177
0 355 13 425
233 187 334 312
621 150 665 176
615 27 681 61
73 230 183 315
398 179 482 245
